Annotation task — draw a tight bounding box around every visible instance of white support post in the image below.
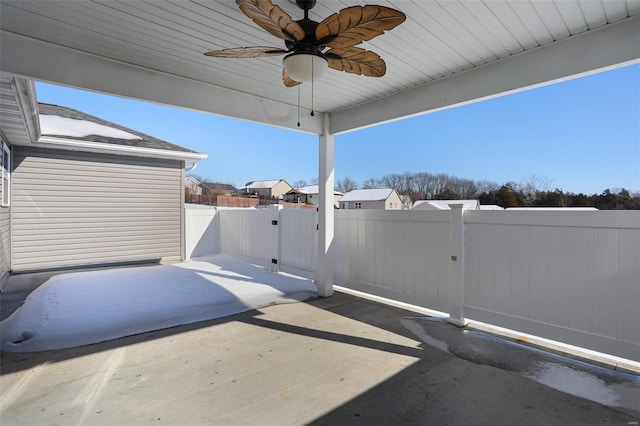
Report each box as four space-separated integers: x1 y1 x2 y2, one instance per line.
317 113 335 297
448 204 467 327
271 204 282 273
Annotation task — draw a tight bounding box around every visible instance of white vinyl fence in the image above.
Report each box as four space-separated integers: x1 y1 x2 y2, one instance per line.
184 204 219 259
279 208 318 278
463 210 640 361
216 206 280 270
334 209 451 313
184 205 640 361
193 206 318 278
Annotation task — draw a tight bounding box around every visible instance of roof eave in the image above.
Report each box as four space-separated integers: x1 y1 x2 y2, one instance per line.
36 135 208 163
11 76 40 142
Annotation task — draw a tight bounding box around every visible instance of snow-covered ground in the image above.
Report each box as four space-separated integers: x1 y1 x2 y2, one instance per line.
0 255 317 352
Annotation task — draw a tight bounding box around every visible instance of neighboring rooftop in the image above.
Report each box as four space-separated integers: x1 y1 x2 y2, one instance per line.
296 185 343 196
412 200 479 210
241 179 287 189
479 204 504 210
506 207 599 211
202 183 237 192
340 189 395 202
38 103 198 154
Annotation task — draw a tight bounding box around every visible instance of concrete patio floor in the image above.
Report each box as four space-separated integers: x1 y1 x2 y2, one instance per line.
1 290 637 425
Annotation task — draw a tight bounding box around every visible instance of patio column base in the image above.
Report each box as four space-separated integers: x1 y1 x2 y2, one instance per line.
447 317 469 328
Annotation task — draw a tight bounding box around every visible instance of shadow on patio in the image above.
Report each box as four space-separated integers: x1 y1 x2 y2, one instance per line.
2 287 637 425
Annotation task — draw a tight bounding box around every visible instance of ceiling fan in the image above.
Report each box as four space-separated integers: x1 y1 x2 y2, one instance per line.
205 0 406 87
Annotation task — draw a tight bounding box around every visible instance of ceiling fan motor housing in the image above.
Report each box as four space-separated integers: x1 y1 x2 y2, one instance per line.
284 17 327 56
295 0 316 11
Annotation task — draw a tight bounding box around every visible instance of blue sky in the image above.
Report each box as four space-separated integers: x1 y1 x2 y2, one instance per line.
35 64 639 195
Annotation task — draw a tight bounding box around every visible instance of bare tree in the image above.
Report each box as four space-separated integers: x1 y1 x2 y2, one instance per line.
381 173 403 191
444 177 477 199
399 172 416 197
309 177 319 185
519 175 552 204
431 173 450 199
413 172 432 200
475 179 500 195
336 176 358 193
293 180 308 189
361 177 381 189
186 173 204 182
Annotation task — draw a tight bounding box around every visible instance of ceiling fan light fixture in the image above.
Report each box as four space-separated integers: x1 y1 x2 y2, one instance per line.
283 53 328 82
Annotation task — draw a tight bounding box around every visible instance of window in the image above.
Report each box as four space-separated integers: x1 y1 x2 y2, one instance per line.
355 202 362 209
1 140 9 207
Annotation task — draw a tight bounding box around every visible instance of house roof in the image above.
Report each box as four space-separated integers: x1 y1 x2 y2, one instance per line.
412 200 479 210
296 185 343 196
202 182 236 192
340 189 395 202
241 179 288 190
298 185 319 194
33 103 207 163
479 205 504 211
39 103 196 153
506 207 599 211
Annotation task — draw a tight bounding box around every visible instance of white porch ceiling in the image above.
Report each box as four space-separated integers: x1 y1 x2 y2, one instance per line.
1 1 639 135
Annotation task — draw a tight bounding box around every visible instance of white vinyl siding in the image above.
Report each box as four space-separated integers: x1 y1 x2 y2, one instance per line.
11 147 183 272
1 141 9 207
0 195 9 287
0 137 9 287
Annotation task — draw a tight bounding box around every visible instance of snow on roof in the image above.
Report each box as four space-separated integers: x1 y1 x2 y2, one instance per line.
506 207 599 211
37 103 200 154
241 179 283 189
340 188 393 202
412 200 479 210
298 185 318 194
40 115 141 140
0 254 316 352
479 204 504 210
297 185 343 196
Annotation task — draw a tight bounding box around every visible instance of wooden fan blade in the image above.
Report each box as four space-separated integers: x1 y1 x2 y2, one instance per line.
236 0 305 42
325 47 386 77
316 5 406 49
283 69 302 87
205 46 287 58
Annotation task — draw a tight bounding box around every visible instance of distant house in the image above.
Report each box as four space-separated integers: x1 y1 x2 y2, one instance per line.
240 179 293 199
283 185 343 208
186 179 237 198
0 74 207 286
506 207 598 211
412 200 480 210
339 188 403 210
203 182 237 196
412 200 506 210
185 176 203 196
399 194 413 210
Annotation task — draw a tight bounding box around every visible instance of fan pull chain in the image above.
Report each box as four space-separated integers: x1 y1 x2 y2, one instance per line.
310 61 315 117
297 85 301 127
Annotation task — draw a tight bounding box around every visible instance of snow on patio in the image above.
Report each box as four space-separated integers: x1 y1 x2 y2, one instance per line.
0 254 317 352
